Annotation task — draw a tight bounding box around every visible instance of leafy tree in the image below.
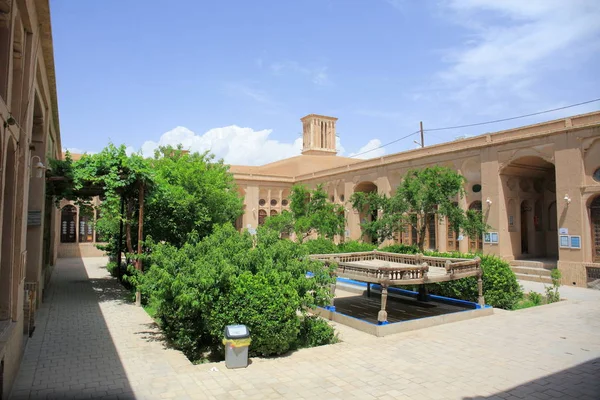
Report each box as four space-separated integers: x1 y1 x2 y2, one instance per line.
268 184 345 243
351 166 488 251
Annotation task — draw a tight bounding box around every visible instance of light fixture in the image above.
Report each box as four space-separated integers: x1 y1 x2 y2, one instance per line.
3 115 16 128
564 194 571 204
486 197 492 205
31 155 47 178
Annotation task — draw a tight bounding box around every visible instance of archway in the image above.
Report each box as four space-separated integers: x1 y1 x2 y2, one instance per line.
501 156 557 260
591 196 600 263
468 201 483 253
353 181 378 243
1 138 17 320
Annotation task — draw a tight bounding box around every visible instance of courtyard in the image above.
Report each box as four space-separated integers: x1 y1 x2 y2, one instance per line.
9 257 600 400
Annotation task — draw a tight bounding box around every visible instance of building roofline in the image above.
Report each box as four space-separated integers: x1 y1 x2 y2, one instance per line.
300 114 339 122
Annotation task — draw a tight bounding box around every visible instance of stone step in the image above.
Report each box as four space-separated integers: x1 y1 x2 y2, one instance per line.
510 266 552 276
509 259 557 269
514 272 553 284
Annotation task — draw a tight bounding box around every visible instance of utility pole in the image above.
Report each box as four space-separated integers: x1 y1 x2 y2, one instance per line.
419 121 424 148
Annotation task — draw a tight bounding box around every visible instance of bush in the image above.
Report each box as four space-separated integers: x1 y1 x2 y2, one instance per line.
545 269 561 303
380 244 419 254
338 240 377 253
140 224 337 362
297 316 337 348
302 237 338 255
210 271 301 357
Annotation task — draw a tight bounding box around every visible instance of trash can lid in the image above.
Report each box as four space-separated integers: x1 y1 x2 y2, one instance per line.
224 324 250 339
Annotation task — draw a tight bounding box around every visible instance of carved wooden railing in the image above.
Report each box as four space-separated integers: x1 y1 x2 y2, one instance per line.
310 250 480 284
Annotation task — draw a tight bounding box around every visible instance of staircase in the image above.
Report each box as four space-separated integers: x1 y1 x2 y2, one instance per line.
509 259 557 284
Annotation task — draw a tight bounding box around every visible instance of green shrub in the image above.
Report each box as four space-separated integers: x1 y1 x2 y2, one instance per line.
140 224 337 362
302 237 338 255
545 269 561 303
380 244 419 254
528 291 543 306
297 316 337 348
210 271 301 357
338 240 377 253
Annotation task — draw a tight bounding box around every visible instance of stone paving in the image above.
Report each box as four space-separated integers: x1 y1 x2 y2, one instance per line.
10 257 600 400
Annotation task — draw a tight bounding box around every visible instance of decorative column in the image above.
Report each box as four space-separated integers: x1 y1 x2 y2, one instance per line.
378 284 389 325
476 257 485 307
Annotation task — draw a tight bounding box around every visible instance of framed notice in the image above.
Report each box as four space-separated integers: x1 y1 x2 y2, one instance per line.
559 235 570 248
569 235 581 249
484 233 492 243
491 232 499 243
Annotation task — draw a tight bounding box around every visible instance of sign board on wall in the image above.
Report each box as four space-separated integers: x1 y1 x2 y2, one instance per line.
27 210 42 226
559 234 581 249
559 228 568 235
484 232 499 244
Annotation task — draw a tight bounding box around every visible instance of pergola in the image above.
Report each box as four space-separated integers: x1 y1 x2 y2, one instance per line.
310 250 483 325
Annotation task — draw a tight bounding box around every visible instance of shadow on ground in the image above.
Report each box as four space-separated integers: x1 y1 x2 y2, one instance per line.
464 357 600 400
10 257 137 399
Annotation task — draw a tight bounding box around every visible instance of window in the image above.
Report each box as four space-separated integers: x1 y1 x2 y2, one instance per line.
270 210 278 216
258 199 266 206
258 209 267 225
270 199 277 206
340 194 345 202
330 195 335 202
468 201 483 253
60 206 77 243
79 206 94 243
281 199 289 206
472 184 481 193
594 168 600 183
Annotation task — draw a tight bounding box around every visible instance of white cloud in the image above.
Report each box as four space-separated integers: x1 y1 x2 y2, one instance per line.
269 61 331 86
439 0 600 88
348 139 386 159
223 82 276 105
139 126 302 166
135 126 383 166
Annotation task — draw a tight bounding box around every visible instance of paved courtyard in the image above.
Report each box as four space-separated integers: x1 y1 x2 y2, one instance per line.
10 257 600 400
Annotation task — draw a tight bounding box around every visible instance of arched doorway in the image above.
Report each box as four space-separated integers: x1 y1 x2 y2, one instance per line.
353 181 378 243
60 205 77 243
501 156 557 260
591 196 600 263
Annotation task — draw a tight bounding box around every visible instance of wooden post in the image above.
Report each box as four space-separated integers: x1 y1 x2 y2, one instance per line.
477 271 485 307
117 195 124 282
378 284 388 325
135 182 144 307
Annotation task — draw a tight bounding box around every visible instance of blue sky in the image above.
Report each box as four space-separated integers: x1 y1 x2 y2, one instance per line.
51 0 600 165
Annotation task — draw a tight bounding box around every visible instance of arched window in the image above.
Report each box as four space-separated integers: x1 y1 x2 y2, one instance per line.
590 196 600 263
79 206 94 243
469 201 483 253
507 199 516 232
258 209 267 225
270 210 278 216
61 205 77 243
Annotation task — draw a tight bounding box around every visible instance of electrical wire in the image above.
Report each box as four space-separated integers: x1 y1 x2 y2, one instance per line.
349 97 600 158
350 130 420 158
424 98 600 132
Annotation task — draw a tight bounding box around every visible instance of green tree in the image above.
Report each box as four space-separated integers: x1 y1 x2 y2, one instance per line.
268 184 346 243
351 166 488 251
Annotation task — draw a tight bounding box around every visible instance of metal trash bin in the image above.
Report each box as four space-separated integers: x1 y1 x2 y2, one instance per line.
223 324 251 369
